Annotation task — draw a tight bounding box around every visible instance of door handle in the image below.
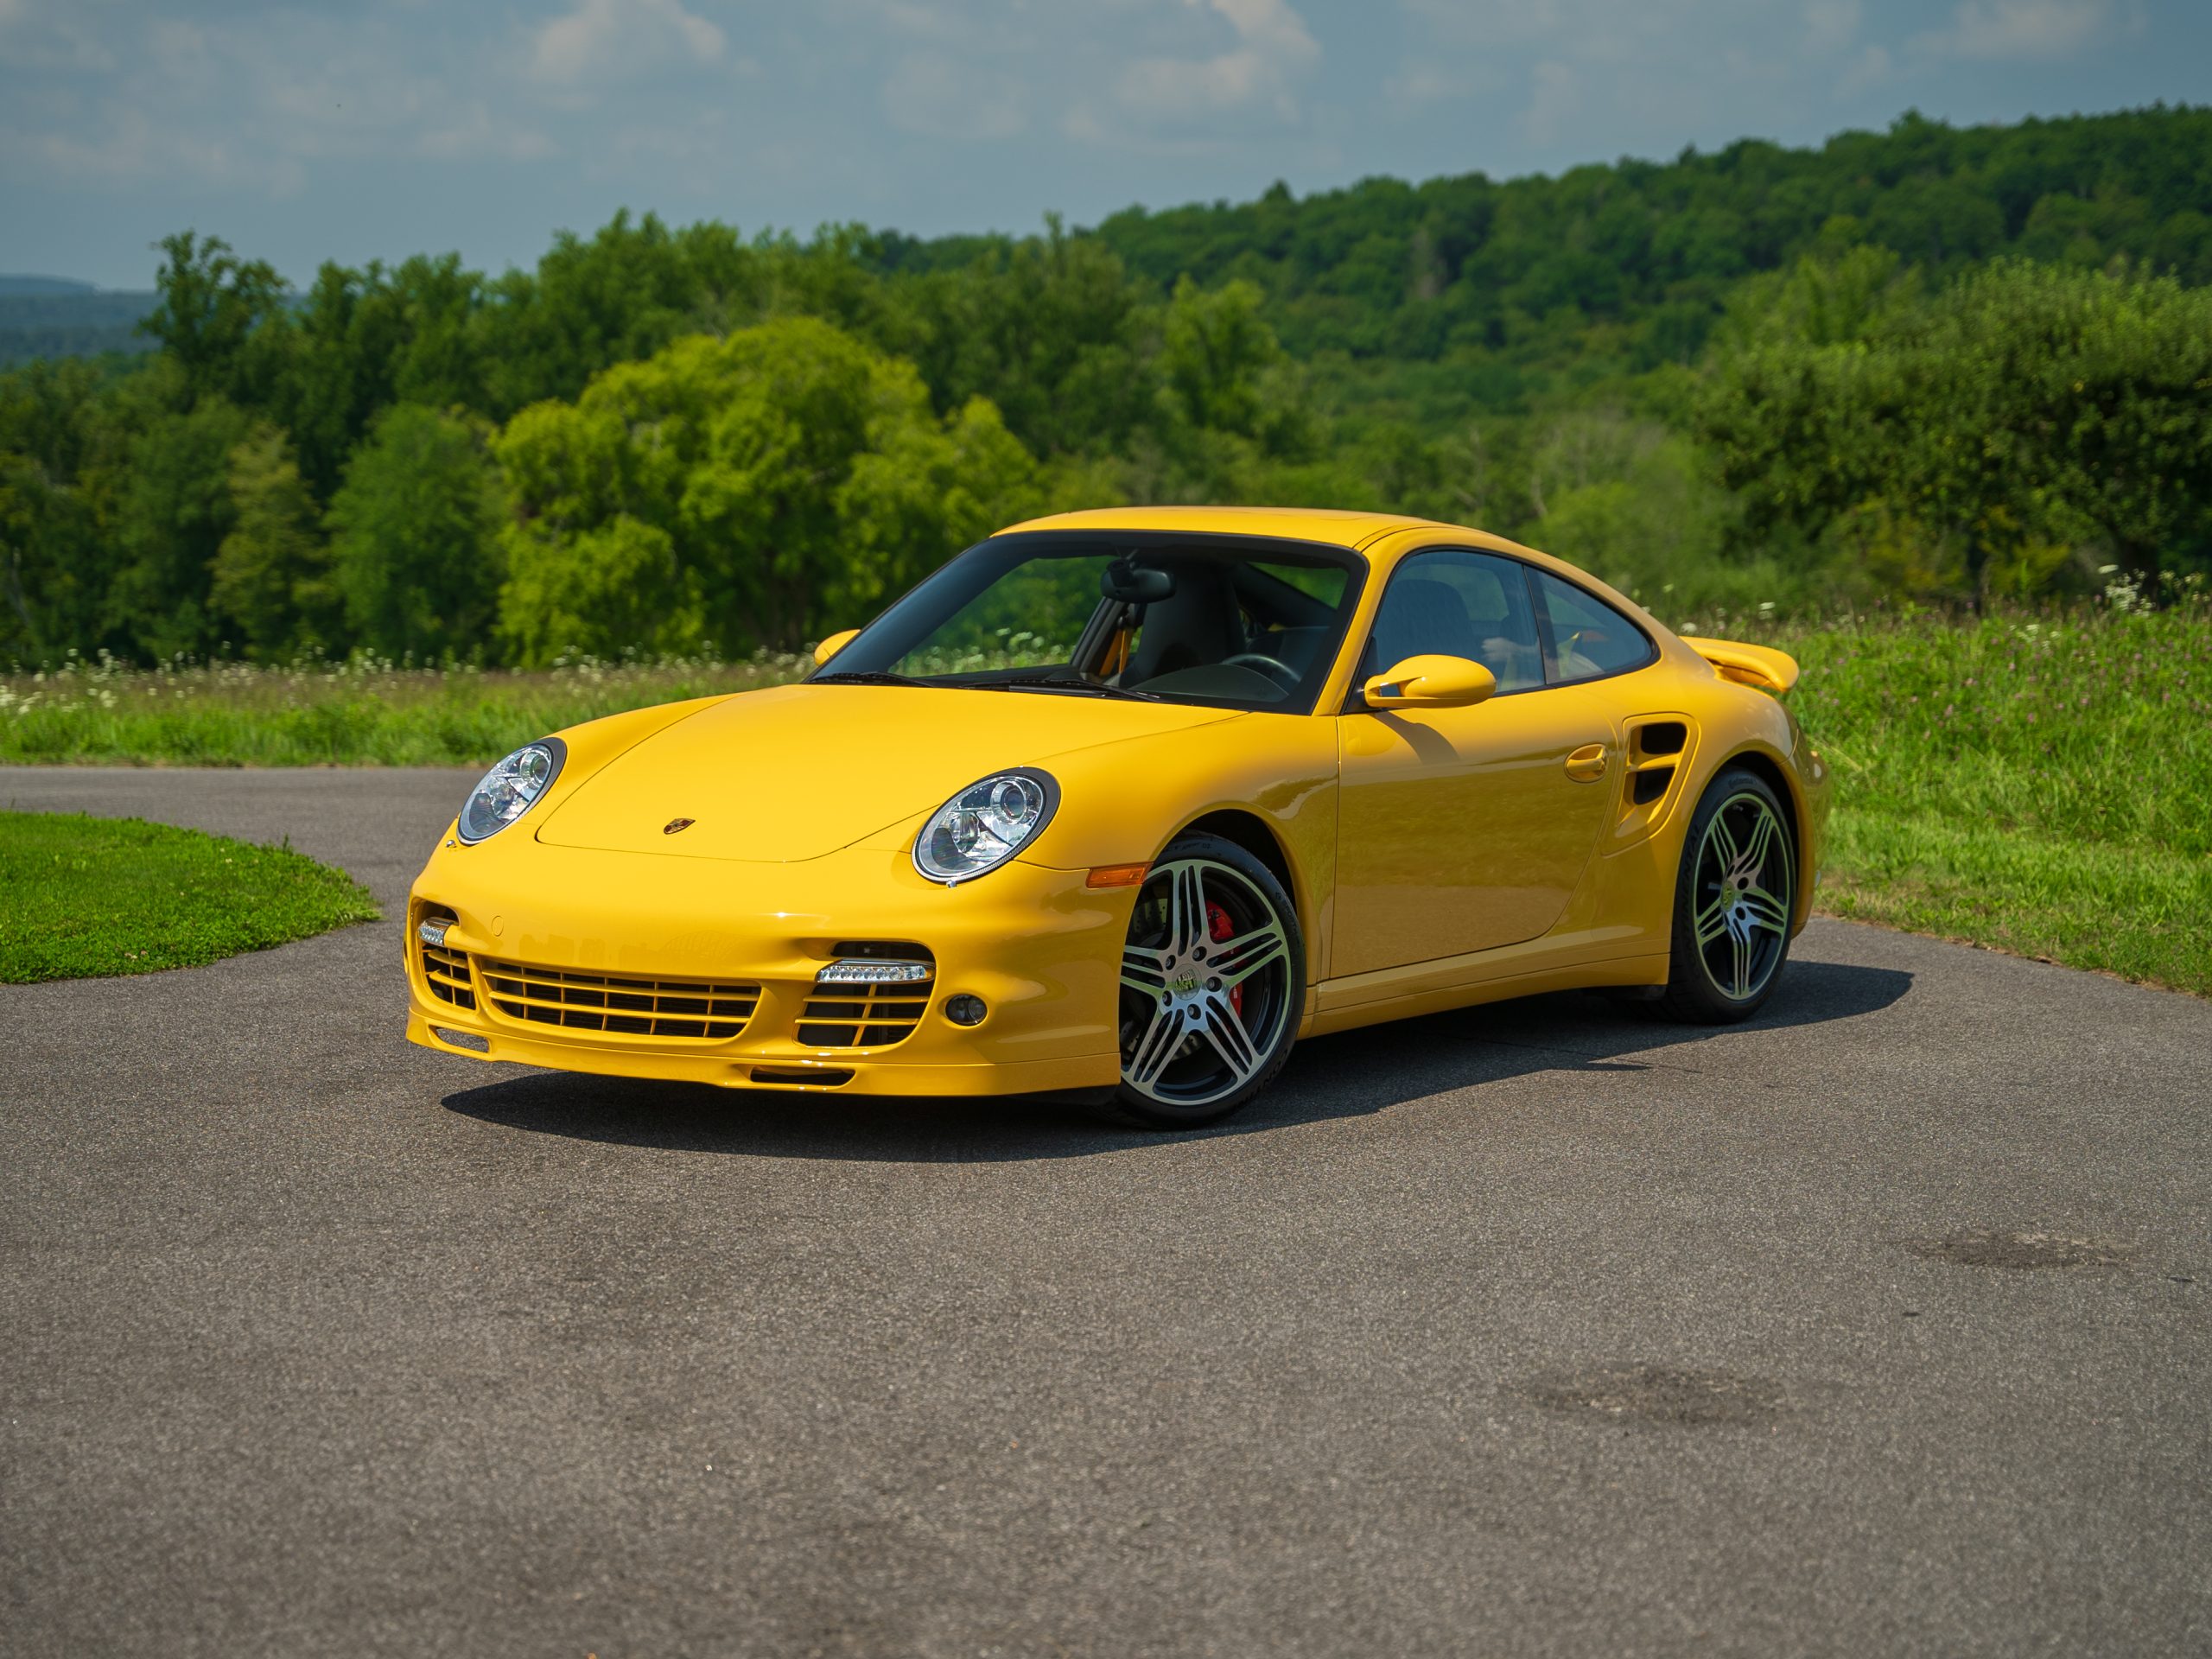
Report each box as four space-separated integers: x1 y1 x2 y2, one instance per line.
1565 743 1608 783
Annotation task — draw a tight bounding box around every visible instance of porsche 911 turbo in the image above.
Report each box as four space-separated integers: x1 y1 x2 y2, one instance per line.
406 507 1829 1127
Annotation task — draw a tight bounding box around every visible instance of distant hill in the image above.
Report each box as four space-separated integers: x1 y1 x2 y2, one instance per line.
0 276 99 298
0 280 157 366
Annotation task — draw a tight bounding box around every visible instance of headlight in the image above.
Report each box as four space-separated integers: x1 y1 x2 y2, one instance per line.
912 768 1059 884
457 738 567 844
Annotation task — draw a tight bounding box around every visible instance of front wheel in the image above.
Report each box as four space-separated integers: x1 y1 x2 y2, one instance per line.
1662 767 1797 1023
1109 833 1304 1128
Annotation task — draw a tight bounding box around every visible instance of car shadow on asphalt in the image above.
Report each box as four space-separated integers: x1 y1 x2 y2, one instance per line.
439 957 1912 1163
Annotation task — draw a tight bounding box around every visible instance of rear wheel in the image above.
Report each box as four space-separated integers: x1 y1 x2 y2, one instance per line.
1662 767 1796 1023
1109 834 1303 1128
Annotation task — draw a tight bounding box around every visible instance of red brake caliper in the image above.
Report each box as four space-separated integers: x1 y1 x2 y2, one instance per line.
1206 901 1244 1019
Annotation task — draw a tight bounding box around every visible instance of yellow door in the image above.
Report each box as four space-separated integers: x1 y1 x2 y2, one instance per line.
1331 549 1616 979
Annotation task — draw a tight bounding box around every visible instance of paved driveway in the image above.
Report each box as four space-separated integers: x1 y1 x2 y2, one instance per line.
3 768 2208 1656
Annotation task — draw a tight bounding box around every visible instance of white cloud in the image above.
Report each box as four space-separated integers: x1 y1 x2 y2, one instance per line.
1522 59 1580 148
1922 0 2111 60
1802 0 1861 54
883 51 1027 139
1384 61 1458 106
1835 41 1891 96
529 0 726 84
0 0 116 70
0 106 306 193
419 105 557 162
1113 0 1321 122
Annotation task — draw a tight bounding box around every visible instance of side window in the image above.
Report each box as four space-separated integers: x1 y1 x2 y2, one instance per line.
1360 550 1544 694
1531 569 1655 684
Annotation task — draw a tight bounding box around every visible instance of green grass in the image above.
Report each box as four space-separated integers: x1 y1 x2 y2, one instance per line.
0 811 380 982
0 651 812 766
5 597 2209 995
1751 593 2212 995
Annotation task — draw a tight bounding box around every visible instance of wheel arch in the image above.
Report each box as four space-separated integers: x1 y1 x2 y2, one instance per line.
1170 808 1300 916
1160 807 1319 981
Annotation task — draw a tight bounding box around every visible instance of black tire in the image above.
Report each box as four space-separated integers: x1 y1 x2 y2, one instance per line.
1661 766 1797 1024
1101 832 1305 1129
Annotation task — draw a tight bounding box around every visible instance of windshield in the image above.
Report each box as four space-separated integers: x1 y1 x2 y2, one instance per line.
813 531 1366 714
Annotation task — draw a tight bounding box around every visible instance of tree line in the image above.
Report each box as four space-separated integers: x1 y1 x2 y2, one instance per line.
3 105 2209 669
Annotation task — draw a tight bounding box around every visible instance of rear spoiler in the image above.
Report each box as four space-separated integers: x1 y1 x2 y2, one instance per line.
1679 636 1799 696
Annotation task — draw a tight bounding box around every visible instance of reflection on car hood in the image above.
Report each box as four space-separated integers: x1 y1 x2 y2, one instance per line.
535 682 1244 862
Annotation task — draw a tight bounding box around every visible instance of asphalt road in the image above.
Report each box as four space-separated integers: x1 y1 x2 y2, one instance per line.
4 766 2209 1658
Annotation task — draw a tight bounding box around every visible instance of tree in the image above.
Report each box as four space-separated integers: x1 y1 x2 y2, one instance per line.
106 393 252 658
327 404 505 660
835 396 1040 622
0 359 130 664
1698 258 2212 596
495 317 1038 663
899 219 1148 457
138 232 288 411
1158 276 1284 438
212 425 336 659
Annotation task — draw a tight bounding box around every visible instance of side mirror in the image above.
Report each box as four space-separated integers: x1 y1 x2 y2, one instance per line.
812 628 861 666
1362 654 1497 710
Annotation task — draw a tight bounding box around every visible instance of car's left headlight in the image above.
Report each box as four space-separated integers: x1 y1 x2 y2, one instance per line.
457 738 568 844
913 768 1059 884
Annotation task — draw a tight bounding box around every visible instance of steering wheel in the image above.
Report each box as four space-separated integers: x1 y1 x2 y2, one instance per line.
1222 652 1300 692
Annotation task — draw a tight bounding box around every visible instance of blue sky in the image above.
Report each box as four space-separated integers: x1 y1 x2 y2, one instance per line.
3 0 2207 289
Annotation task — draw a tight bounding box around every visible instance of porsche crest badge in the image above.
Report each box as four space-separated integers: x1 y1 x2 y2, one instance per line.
663 817 696 835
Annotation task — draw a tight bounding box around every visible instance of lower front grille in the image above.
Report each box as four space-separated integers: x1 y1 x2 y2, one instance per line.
797 980 934 1049
422 940 476 1010
480 959 760 1041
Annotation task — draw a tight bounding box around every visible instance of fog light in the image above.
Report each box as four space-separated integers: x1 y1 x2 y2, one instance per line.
944 994 987 1027
417 918 450 945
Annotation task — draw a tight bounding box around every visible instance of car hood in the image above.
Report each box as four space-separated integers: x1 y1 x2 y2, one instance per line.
535 682 1245 862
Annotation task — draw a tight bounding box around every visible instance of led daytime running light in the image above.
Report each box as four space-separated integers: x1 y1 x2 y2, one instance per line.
817 959 934 984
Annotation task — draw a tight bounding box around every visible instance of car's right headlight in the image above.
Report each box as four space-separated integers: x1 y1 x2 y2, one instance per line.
912 769 1059 885
457 738 567 844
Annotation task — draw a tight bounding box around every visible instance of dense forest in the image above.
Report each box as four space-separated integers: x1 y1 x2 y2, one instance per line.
4 104 2210 669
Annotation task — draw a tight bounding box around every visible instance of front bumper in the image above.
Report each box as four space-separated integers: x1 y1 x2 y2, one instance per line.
404 835 1128 1096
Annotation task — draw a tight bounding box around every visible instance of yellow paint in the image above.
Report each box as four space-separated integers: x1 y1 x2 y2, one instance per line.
812 628 860 665
1679 635 1801 694
405 505 1831 1096
1362 653 1497 709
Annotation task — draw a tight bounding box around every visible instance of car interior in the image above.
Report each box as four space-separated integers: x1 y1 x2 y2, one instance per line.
1084 555 1348 705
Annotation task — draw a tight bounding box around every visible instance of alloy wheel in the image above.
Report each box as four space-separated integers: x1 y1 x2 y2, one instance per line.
1691 791 1793 1003
1118 858 1294 1109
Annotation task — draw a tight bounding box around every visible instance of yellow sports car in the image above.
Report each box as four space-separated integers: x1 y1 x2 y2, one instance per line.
406 507 1829 1128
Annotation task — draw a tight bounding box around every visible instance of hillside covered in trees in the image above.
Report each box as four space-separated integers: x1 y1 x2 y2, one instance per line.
3 104 2209 669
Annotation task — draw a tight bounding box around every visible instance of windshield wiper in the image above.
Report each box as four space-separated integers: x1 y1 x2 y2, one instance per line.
967 670 1161 702
809 670 930 687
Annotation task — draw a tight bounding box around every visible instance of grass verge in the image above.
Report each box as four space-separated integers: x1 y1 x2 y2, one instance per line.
1762 595 2212 995
0 652 810 766
0 811 380 982
1818 810 2211 993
